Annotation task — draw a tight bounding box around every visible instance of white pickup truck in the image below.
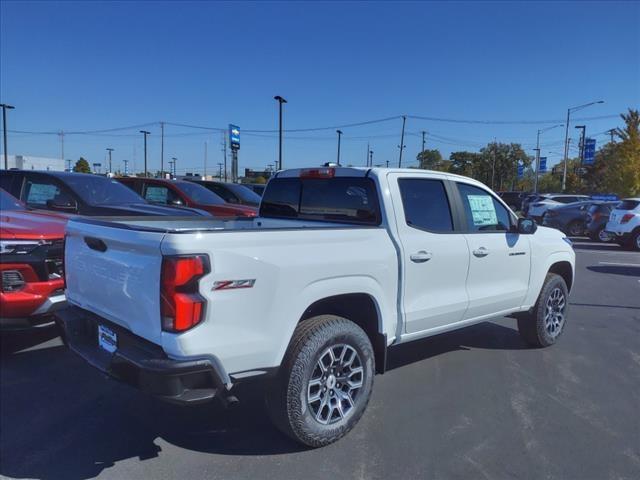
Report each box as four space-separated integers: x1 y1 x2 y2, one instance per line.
57 167 575 447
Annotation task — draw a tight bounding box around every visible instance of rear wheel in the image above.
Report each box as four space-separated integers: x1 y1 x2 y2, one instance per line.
632 230 640 251
267 315 375 447
518 273 569 348
591 226 613 243
567 220 584 237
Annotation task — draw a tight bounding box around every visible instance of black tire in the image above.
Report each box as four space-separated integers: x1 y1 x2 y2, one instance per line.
631 230 640 252
590 226 613 243
266 315 375 447
517 273 569 348
567 220 584 237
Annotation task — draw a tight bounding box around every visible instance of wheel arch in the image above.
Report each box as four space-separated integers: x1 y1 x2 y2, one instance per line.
300 293 388 374
548 260 574 292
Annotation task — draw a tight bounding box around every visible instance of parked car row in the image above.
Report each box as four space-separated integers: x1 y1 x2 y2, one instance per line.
0 170 264 330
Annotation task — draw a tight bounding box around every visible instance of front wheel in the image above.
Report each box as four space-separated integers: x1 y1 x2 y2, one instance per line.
567 220 584 237
518 273 569 348
267 315 375 447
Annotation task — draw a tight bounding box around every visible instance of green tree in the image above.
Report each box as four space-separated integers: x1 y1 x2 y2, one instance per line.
73 157 91 173
606 109 640 197
477 142 531 190
416 149 447 171
448 151 480 178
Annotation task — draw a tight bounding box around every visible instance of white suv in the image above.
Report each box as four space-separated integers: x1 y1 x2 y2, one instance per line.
527 194 590 222
605 198 640 250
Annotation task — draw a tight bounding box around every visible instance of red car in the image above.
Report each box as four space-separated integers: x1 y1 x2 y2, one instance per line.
1 189 67 329
117 177 257 217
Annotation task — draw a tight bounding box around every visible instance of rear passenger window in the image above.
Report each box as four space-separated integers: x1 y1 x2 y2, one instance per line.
144 185 180 204
457 183 512 232
398 179 453 232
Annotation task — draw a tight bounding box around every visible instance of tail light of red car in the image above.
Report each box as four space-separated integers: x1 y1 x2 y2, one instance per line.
160 255 209 332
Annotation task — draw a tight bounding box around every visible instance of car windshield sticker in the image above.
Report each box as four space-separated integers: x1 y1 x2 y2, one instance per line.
468 195 497 226
145 186 169 204
27 183 59 205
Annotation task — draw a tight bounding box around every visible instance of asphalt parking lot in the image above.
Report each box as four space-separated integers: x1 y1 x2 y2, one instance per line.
1 239 639 480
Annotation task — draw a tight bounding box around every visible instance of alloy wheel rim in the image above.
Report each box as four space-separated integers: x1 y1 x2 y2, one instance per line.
598 229 611 242
544 287 566 338
307 344 364 425
570 223 583 236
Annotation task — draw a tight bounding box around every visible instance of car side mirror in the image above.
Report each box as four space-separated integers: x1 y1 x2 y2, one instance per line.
46 198 77 212
517 217 537 234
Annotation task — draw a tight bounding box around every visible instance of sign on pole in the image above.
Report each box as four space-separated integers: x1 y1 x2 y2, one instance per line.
517 163 524 178
229 124 240 151
583 138 596 165
539 157 547 173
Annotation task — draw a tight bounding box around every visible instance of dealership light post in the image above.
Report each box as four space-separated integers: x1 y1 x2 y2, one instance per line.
561 100 603 191
140 130 150 177
274 96 287 170
1 103 15 170
336 129 343 165
534 123 563 193
106 148 114 173
171 157 177 178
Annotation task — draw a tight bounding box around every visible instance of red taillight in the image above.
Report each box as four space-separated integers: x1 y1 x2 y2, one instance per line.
160 255 209 332
621 213 635 224
300 168 336 179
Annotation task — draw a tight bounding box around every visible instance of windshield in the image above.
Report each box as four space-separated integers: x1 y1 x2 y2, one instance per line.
175 182 225 205
0 189 25 211
64 174 145 205
227 184 262 203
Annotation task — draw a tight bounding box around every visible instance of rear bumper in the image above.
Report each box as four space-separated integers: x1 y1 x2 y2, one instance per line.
56 305 232 405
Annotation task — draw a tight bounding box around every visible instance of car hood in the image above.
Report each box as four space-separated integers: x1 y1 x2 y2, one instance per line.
0 209 67 240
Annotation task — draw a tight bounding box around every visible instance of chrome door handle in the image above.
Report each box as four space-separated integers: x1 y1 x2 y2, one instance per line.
473 247 489 258
410 251 433 263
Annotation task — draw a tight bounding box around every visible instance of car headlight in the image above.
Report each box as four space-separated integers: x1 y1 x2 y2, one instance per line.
562 237 573 248
0 240 46 255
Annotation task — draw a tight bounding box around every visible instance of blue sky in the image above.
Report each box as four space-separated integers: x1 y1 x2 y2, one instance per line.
1 0 639 175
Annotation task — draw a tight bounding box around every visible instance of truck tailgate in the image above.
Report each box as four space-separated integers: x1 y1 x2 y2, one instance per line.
64 220 166 345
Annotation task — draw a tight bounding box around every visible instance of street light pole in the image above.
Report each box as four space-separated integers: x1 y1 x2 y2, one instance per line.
336 129 343 165
0 103 15 170
171 157 177 178
575 125 586 166
140 130 150 177
160 121 165 176
106 148 114 173
123 159 129 176
421 130 426 168
534 123 563 193
274 96 287 170
369 149 373 168
561 100 604 191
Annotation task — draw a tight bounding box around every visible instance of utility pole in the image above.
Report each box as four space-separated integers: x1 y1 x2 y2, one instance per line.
534 124 563 193
140 130 150 177
66 159 72 172
421 130 426 168
59 131 65 164
274 95 287 170
607 128 616 143
168 160 174 178
106 148 114 173
160 121 165 177
123 159 129 176
1 103 15 170
221 133 228 182
491 138 497 190
204 141 208 179
366 142 370 166
171 157 177 178
398 115 407 168
386 160 389 168
336 129 343 165
218 162 223 180
369 149 373 168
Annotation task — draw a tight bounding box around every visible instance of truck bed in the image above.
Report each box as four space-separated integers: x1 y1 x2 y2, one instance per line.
73 215 377 233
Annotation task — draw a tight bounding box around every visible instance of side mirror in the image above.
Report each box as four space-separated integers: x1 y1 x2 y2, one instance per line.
517 217 537 234
46 198 77 212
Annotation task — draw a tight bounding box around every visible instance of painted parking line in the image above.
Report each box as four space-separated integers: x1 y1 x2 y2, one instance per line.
598 261 640 267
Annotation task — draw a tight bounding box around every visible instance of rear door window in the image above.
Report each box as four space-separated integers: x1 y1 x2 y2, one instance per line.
144 184 179 204
398 178 453 232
